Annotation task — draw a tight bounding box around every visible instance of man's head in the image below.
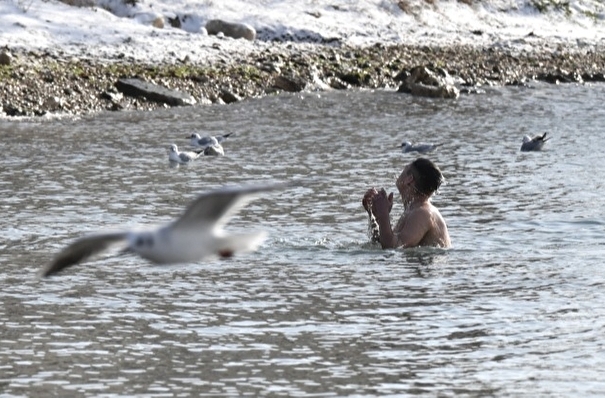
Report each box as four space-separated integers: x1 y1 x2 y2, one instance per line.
396 158 444 198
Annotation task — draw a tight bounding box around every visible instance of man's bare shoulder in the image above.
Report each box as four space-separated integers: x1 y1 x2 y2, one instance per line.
396 203 450 248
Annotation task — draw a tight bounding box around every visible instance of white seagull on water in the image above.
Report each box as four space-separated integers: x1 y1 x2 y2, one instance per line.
203 139 225 157
400 141 441 153
168 144 204 164
187 133 234 149
39 183 288 278
521 132 550 152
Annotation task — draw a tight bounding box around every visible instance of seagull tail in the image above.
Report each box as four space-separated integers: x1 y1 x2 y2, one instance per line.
215 231 268 258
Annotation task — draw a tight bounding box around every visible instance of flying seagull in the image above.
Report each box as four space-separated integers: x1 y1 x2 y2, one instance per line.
400 141 441 153
168 144 204 164
187 133 234 149
40 183 287 278
521 132 550 151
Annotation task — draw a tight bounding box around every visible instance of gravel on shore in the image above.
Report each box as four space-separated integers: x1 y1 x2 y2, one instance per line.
1 42 604 118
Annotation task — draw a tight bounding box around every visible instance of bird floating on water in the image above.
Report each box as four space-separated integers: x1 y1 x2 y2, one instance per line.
203 141 225 156
168 144 204 164
39 183 288 278
400 141 441 153
187 133 234 149
521 132 550 152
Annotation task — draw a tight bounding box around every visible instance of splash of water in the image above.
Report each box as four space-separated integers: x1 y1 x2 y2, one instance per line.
366 206 381 243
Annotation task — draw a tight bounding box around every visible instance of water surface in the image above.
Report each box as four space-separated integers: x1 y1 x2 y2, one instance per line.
1 83 605 396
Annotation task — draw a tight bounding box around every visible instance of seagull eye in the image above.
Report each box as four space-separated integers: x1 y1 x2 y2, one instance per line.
135 236 154 247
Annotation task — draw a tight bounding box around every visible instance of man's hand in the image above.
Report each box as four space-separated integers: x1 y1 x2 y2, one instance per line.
362 188 376 213
362 188 393 216
371 188 394 217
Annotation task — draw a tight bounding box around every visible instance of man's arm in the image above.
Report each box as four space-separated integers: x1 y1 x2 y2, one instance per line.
373 211 398 249
368 189 397 249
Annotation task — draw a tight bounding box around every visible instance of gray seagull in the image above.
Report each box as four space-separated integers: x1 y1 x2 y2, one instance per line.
40 183 287 278
400 141 442 153
521 132 550 151
187 132 234 149
167 144 204 164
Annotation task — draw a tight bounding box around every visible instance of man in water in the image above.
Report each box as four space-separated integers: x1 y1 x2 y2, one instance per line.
362 157 451 249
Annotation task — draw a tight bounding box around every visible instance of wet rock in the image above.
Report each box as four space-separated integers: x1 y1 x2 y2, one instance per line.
273 75 306 92
582 72 605 82
393 70 410 82
259 62 281 74
219 88 241 104
536 69 582 84
327 77 350 90
398 65 460 99
459 87 486 95
0 50 12 66
338 71 365 86
44 96 63 111
3 103 25 117
114 78 196 106
100 89 124 104
206 19 256 41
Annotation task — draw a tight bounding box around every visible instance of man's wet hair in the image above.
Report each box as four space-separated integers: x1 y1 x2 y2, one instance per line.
409 158 444 196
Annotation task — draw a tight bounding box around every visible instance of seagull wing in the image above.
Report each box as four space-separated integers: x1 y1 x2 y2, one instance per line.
172 183 287 232
179 151 198 162
197 136 213 147
521 141 536 151
217 132 235 143
41 232 129 277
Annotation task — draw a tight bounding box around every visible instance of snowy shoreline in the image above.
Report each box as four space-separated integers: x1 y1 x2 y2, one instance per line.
3 0 605 65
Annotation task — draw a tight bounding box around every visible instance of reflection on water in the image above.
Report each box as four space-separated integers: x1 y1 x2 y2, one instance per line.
1 83 605 396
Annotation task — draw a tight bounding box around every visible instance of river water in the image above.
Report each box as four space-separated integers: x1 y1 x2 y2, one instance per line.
1 83 605 396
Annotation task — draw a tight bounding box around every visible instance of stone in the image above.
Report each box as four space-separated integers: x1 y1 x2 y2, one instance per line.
398 65 460 99
273 75 306 92
152 17 165 29
114 78 196 106
167 15 181 28
100 90 124 103
0 50 13 66
43 96 63 111
205 19 256 41
219 88 241 104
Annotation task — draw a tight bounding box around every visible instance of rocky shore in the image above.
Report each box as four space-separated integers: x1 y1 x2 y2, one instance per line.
2 42 605 118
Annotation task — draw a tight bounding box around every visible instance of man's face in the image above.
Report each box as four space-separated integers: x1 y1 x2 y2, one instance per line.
396 164 412 195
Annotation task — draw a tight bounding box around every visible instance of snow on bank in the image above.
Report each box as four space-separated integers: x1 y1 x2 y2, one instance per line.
1 0 605 65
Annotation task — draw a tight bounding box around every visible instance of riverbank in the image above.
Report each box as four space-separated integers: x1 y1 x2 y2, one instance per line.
2 41 604 118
